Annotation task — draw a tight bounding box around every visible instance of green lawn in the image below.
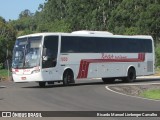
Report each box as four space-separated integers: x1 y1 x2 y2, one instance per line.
0 69 9 79
140 89 160 100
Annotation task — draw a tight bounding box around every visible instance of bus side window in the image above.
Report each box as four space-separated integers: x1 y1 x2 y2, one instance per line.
42 36 58 68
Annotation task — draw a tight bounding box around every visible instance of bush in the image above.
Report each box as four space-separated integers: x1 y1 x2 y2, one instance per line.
155 46 160 67
0 63 3 69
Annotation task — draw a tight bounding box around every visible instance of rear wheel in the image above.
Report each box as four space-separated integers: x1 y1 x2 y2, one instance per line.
63 70 74 86
102 78 115 83
39 82 46 87
122 67 136 83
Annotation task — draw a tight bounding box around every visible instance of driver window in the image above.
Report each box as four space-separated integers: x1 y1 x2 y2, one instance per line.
42 36 58 68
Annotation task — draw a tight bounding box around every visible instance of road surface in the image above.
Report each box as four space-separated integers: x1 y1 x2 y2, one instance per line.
0 78 160 120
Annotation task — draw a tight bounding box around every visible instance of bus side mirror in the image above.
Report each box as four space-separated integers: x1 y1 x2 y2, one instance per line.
42 48 48 61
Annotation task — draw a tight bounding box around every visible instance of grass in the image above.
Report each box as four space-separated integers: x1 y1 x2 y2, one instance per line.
140 89 160 100
154 67 160 76
140 67 160 100
0 69 10 80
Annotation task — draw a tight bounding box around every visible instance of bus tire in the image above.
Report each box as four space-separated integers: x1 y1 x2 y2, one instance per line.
102 78 115 83
63 69 74 86
39 82 46 87
123 67 136 83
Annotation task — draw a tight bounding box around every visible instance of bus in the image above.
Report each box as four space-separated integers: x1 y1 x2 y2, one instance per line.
12 31 155 87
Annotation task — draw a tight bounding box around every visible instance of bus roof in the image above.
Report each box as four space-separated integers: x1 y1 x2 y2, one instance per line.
17 31 153 40
17 32 63 39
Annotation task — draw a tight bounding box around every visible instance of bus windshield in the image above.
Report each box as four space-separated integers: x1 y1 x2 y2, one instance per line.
12 36 42 69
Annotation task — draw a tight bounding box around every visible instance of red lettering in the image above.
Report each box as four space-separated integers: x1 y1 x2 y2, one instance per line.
101 53 127 59
61 57 68 61
102 53 114 59
24 69 30 72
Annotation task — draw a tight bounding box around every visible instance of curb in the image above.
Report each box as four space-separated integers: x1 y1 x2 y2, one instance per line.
92 76 160 80
137 76 160 79
105 83 160 102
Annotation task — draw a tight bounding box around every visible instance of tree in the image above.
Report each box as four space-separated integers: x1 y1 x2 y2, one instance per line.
155 46 160 67
0 18 16 67
0 16 5 23
108 0 160 42
19 9 33 19
138 4 160 44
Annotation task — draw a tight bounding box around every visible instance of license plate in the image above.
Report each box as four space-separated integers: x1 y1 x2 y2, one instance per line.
21 77 26 80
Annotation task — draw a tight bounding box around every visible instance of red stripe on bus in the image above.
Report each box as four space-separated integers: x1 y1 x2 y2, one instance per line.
77 60 90 78
138 53 145 61
77 53 145 79
77 60 83 78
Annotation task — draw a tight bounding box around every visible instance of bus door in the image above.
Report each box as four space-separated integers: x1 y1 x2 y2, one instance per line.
41 36 60 81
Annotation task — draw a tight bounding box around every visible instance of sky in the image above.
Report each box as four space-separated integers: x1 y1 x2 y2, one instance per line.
0 0 46 21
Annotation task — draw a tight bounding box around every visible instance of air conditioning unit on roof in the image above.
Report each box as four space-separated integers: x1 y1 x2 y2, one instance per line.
71 30 113 35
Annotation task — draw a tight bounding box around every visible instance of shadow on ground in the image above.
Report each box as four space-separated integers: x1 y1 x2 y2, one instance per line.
21 78 160 89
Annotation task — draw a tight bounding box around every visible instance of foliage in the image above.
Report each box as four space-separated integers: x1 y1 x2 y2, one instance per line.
108 0 160 43
9 1 160 40
0 63 3 69
0 69 9 78
0 16 6 23
155 45 160 67
1 0 160 67
0 19 16 65
19 9 34 19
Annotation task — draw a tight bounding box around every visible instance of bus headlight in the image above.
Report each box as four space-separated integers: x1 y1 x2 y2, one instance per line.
31 69 40 74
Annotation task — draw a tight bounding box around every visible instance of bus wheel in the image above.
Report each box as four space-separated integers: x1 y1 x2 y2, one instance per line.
39 82 46 87
63 70 74 86
102 78 115 83
123 67 136 83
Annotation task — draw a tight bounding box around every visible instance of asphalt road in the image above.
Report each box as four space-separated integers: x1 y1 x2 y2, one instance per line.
0 78 160 120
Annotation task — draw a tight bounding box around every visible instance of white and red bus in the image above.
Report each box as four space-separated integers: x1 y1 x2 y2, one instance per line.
12 31 155 87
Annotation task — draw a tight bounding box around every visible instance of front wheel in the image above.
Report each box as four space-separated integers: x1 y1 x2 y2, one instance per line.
63 70 74 86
